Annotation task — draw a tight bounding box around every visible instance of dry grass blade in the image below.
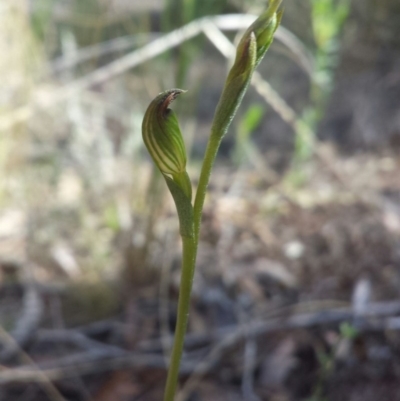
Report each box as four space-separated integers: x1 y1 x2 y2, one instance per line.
0 14 311 132
200 19 311 138
0 325 67 401
0 284 43 361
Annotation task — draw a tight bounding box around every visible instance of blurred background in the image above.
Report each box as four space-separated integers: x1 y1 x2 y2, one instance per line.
1 0 400 400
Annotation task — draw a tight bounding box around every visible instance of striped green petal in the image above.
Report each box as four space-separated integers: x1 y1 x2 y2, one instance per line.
142 89 192 200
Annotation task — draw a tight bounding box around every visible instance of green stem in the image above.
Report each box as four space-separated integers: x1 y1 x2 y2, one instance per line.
163 130 222 401
193 134 222 242
163 133 223 401
165 57 254 401
163 235 196 401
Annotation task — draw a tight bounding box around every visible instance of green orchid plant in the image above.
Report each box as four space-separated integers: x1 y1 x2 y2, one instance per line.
142 1 283 400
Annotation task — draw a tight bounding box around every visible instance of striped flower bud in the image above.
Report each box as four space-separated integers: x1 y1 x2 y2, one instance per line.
142 89 192 200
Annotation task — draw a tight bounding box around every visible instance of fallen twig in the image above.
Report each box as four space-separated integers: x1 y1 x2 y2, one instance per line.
1 299 399 386
0 284 43 361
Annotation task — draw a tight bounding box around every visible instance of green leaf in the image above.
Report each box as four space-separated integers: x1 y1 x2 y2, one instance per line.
238 103 264 142
165 176 194 239
340 322 359 339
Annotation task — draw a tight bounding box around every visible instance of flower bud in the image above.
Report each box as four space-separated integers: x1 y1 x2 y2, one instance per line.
212 33 257 138
142 89 192 200
238 0 283 67
211 1 282 139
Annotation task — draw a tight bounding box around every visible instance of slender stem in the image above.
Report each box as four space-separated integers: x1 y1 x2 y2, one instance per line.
172 63 252 401
193 134 222 242
163 132 222 401
163 131 222 401
163 235 196 401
